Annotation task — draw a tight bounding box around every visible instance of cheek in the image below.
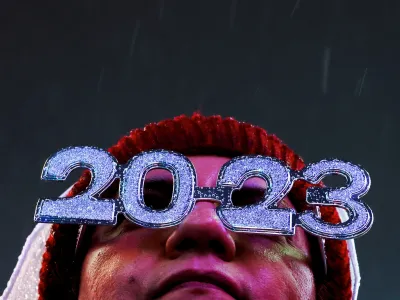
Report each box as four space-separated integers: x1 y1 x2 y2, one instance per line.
79 228 170 299
246 251 316 300
287 261 316 300
236 232 316 300
286 229 317 299
79 242 154 299
79 246 124 299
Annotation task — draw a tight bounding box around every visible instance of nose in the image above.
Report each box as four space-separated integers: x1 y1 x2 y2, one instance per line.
165 200 236 261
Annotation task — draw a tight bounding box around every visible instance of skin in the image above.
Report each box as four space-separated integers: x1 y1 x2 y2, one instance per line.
79 156 317 300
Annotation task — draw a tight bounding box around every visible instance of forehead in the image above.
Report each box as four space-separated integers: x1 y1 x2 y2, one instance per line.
146 155 267 188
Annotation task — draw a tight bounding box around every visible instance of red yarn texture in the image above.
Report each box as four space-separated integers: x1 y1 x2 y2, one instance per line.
38 113 352 300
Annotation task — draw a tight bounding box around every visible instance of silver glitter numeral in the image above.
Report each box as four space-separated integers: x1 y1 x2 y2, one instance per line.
34 147 118 225
120 150 196 228
297 159 373 239
34 147 374 240
216 156 297 235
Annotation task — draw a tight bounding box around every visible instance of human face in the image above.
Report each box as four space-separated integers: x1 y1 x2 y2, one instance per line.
79 156 316 300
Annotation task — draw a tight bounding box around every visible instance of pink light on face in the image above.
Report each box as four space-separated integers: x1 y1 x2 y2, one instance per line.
79 155 317 300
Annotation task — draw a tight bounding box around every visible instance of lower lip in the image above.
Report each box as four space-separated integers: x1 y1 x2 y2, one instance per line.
158 281 235 299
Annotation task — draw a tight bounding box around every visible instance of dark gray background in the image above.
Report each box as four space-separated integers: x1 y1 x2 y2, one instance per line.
1 0 399 299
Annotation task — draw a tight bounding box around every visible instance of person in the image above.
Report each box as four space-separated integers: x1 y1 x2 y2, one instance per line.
2 113 361 300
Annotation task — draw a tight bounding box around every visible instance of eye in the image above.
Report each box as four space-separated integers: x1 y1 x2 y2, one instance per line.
142 169 174 210
229 176 269 207
112 186 173 229
231 187 267 207
143 187 173 210
231 187 295 211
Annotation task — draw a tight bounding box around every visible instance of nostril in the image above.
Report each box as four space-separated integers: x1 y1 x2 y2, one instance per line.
176 239 197 252
175 239 226 254
209 240 225 254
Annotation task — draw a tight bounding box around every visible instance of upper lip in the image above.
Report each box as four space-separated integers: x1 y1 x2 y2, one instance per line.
151 269 243 299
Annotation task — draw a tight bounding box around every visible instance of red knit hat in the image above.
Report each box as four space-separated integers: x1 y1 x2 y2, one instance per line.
38 113 353 300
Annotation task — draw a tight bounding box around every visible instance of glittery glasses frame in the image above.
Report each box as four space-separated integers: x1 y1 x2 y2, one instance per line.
34 147 374 240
